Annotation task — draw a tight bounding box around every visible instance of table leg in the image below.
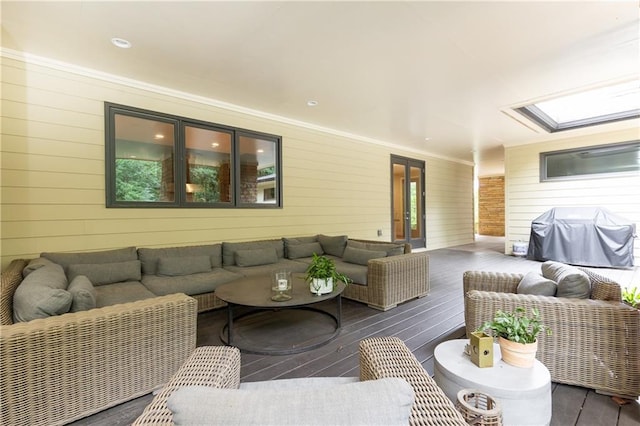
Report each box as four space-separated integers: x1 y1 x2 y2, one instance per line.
336 294 342 328
227 303 234 346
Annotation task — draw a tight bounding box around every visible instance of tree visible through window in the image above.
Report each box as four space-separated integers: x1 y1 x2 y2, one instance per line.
105 103 282 208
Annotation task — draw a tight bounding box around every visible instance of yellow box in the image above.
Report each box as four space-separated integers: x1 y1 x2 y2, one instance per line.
470 331 493 368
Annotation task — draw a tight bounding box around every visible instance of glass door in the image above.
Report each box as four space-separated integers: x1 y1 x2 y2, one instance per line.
391 155 425 249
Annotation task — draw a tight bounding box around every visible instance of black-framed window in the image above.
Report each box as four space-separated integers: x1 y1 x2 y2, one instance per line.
540 141 640 182
105 103 282 208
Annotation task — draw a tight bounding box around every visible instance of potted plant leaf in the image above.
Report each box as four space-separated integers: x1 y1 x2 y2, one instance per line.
305 253 352 295
477 306 551 368
622 286 639 309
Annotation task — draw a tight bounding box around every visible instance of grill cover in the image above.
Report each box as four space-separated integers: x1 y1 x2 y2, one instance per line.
527 207 636 267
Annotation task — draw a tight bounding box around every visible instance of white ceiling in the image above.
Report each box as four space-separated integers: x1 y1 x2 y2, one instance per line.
2 1 639 176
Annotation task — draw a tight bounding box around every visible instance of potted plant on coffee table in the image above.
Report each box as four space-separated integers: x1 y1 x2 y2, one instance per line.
305 253 352 295
477 306 551 368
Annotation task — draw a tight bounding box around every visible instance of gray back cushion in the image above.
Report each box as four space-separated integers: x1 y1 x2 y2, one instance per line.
318 234 348 257
286 242 324 259
517 271 557 296
222 239 284 266
13 263 71 322
67 260 141 286
541 261 591 298
347 240 405 256
343 246 387 266
41 247 137 273
168 378 414 425
157 255 212 277
137 244 222 275
234 248 278 267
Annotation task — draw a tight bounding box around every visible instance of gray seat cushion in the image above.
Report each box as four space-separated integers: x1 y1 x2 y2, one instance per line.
94 281 156 307
333 259 368 285
224 259 308 277
142 269 243 296
167 378 414 426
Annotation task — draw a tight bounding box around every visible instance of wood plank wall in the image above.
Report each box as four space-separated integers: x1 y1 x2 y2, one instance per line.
0 53 475 269
504 129 640 262
478 176 504 236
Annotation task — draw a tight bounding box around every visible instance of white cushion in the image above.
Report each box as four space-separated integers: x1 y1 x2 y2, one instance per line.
167 378 414 425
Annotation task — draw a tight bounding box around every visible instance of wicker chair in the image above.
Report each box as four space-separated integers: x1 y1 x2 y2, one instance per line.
0 259 198 426
133 337 467 426
464 269 640 399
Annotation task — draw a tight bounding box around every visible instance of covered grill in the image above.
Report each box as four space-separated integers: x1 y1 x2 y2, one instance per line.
527 207 636 268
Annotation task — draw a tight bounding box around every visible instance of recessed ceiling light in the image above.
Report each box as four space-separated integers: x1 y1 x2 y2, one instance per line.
154 134 164 140
424 137 431 141
211 142 219 148
111 37 132 49
307 100 318 107
257 149 264 153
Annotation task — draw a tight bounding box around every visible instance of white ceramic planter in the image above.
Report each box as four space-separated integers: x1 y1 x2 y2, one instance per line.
310 278 333 295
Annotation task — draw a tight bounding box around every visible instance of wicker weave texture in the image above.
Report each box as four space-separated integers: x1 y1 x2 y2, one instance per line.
132 346 242 425
0 290 197 426
0 259 28 326
463 270 640 398
343 252 429 311
359 336 467 426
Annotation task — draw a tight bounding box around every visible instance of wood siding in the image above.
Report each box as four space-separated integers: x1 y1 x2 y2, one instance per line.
0 54 474 268
504 129 640 263
478 176 505 236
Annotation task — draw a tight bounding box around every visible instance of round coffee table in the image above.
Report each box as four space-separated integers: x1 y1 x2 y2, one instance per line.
215 274 346 355
434 339 551 426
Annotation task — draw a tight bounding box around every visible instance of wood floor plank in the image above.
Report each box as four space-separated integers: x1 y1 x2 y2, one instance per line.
551 384 587 426
576 391 621 426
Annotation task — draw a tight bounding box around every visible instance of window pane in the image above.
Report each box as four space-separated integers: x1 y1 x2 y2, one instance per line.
542 141 640 180
238 135 278 205
185 125 232 204
114 114 175 202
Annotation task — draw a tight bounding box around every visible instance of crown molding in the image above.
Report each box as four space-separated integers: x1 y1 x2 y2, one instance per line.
1 47 472 166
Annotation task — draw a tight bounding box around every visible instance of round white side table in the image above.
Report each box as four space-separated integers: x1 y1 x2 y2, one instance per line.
434 339 551 426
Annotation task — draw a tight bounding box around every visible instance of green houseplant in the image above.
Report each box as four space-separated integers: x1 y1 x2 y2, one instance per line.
622 286 639 309
305 253 352 295
477 306 551 368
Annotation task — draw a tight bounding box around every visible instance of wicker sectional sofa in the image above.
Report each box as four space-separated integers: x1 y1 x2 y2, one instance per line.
0 259 198 426
463 268 640 399
1 235 429 425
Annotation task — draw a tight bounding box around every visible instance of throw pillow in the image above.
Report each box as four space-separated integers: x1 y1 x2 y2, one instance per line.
13 263 72 322
516 271 557 296
67 260 142 286
541 261 591 299
234 248 278 267
67 275 97 312
286 242 324 259
318 234 348 257
22 257 56 278
167 378 414 426
343 246 387 266
157 255 212 277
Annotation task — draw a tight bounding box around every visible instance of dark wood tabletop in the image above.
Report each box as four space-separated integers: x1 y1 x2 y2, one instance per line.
214 273 346 308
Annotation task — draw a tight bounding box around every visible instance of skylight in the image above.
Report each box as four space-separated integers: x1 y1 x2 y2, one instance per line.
515 80 640 132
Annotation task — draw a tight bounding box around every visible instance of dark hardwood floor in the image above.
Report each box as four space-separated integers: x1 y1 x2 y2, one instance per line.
72 236 639 426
